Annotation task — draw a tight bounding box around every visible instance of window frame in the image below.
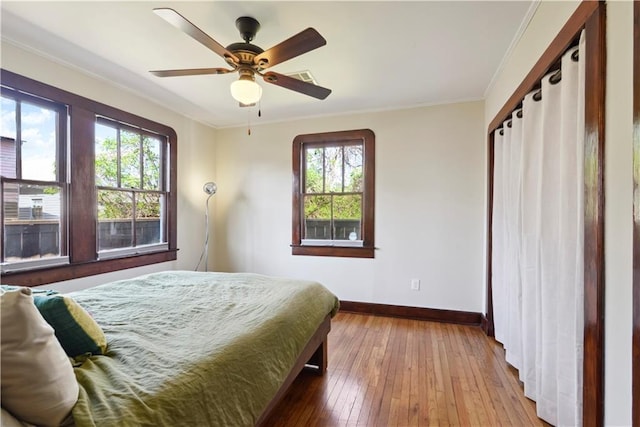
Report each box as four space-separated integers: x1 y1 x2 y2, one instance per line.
292 129 375 258
1 88 69 268
0 69 178 286
94 116 168 255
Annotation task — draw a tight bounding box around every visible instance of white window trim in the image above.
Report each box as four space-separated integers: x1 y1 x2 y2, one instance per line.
1 256 69 274
98 242 168 260
301 239 363 247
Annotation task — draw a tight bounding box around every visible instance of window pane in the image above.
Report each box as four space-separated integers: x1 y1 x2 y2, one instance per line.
136 193 162 245
305 147 324 193
120 129 141 189
3 182 63 262
20 101 57 182
95 123 118 187
142 136 161 190
344 145 363 192
1 97 17 179
333 194 362 240
304 194 331 239
97 189 133 250
1 96 17 141
324 146 343 192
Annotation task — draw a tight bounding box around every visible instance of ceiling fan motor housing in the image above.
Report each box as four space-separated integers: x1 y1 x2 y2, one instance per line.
236 16 260 42
226 17 268 69
226 42 263 61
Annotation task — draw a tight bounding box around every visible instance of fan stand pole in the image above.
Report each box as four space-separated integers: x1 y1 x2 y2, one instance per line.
194 193 214 271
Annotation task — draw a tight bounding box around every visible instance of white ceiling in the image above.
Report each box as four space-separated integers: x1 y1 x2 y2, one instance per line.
0 1 535 128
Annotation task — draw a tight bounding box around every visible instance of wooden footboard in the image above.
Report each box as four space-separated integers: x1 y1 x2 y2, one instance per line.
255 315 331 425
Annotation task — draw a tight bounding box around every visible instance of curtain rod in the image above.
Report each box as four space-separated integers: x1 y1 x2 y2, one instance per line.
496 48 579 135
493 38 581 135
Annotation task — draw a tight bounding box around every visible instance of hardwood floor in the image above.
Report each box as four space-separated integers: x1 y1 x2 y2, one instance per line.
263 312 550 427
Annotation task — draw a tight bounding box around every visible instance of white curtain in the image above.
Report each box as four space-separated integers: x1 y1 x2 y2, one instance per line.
491 31 585 427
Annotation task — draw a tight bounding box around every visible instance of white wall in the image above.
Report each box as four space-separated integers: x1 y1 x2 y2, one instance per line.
215 101 486 313
484 1 634 424
1 41 218 292
603 2 633 424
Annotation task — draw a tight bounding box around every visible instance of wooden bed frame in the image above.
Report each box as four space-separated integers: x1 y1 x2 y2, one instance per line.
256 314 331 425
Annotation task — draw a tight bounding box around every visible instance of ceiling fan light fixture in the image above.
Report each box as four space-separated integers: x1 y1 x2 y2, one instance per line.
230 74 262 105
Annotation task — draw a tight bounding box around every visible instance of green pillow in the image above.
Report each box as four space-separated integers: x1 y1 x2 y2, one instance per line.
33 295 107 357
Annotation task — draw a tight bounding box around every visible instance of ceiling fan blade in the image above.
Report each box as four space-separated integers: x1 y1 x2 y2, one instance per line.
262 72 331 100
254 28 326 69
153 8 239 64
150 68 234 77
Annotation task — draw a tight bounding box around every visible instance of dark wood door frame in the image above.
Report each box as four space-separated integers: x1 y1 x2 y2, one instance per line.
632 1 639 425
484 2 606 426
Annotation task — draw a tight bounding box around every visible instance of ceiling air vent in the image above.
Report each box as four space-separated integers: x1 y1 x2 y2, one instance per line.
286 70 318 85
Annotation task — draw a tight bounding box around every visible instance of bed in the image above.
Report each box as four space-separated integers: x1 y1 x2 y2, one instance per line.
1 270 339 427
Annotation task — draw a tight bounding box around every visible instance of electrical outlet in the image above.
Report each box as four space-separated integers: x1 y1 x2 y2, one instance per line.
410 278 420 291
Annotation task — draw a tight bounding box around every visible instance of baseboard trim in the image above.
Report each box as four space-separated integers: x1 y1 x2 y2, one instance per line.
480 313 489 334
339 301 483 327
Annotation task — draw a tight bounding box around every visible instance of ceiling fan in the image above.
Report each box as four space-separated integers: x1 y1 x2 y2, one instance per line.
150 8 332 105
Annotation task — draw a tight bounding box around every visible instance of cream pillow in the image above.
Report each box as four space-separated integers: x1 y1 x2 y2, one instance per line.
1 288 79 427
1 407 35 427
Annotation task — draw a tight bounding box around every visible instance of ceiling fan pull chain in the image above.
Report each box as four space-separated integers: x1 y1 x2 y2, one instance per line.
247 109 252 136
258 100 262 118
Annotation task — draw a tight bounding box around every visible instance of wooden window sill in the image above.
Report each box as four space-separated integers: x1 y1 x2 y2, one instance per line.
291 245 374 258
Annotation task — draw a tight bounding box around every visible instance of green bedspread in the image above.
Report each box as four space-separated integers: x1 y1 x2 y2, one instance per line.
69 271 339 427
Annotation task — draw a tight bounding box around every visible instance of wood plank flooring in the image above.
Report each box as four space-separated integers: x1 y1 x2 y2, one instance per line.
263 312 549 427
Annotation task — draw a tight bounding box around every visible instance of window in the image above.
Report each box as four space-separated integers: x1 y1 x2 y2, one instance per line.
1 89 68 270
292 129 375 258
95 119 167 257
0 70 177 285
